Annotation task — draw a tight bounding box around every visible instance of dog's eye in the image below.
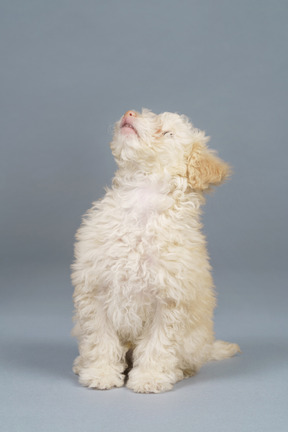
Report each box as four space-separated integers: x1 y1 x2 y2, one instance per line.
163 131 173 137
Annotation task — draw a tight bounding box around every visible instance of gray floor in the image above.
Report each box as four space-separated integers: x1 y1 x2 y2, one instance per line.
1 264 287 432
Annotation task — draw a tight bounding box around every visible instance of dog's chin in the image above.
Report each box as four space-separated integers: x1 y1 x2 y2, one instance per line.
120 126 140 142
111 129 142 160
117 127 140 144
121 124 138 136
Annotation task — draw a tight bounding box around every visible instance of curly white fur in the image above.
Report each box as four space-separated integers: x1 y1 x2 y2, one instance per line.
71 109 240 393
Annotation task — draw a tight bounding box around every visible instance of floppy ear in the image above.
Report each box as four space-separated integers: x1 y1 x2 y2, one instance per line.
187 142 231 191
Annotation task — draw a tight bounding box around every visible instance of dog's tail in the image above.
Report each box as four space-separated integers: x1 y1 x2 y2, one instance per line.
210 340 241 361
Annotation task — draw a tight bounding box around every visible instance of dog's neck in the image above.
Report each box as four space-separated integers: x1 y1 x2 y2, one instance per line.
113 167 176 191
112 167 204 209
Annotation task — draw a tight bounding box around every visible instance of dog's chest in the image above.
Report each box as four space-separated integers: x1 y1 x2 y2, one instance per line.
119 181 174 224
100 181 173 338
107 181 172 287
103 230 158 340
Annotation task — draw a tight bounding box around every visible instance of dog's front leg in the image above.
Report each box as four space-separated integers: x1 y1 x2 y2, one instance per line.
73 296 126 390
127 301 184 393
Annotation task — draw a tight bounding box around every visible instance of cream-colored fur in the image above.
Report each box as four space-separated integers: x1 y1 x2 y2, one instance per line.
71 109 240 393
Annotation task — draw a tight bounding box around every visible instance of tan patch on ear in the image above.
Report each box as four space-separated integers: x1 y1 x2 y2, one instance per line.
187 142 231 191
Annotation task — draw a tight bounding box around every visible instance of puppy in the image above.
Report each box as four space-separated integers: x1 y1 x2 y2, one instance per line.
71 109 240 393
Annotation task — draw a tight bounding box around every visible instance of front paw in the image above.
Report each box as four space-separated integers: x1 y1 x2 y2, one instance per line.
78 366 125 390
127 367 178 394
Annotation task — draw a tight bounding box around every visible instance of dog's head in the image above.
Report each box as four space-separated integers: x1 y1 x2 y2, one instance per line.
110 109 231 191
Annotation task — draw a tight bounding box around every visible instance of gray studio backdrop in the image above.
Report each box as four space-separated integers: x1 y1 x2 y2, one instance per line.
2 0 287 272
1 1 288 432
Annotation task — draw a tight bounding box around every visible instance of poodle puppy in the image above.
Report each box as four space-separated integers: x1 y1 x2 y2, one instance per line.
71 108 240 393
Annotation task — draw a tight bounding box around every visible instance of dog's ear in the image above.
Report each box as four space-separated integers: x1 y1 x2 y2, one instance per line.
187 142 231 191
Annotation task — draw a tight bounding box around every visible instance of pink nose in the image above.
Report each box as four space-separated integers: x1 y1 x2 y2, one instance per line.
123 110 137 118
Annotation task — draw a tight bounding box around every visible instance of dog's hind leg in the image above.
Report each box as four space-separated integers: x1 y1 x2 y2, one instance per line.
179 339 240 379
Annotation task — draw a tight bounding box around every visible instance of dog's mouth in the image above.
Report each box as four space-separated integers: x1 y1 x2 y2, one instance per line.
120 120 138 136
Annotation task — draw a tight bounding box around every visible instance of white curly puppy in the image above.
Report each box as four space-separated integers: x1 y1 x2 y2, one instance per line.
71 109 240 393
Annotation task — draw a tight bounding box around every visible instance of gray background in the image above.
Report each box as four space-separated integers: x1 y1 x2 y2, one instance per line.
1 0 287 431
